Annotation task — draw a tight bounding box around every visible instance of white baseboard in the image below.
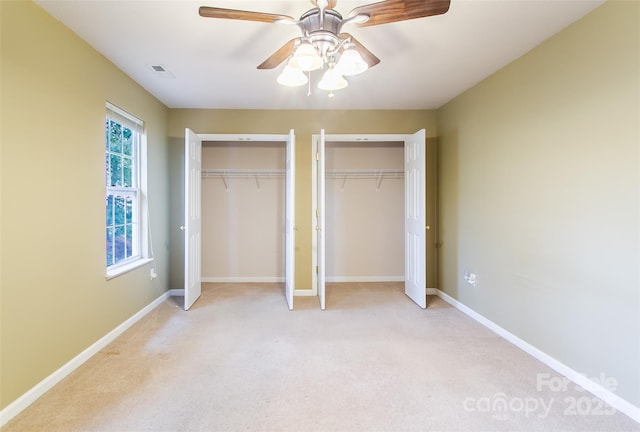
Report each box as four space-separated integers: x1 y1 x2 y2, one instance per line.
0 291 171 428
294 288 316 296
4 287 637 426
433 289 640 424
202 277 284 283
169 288 184 296
326 276 404 283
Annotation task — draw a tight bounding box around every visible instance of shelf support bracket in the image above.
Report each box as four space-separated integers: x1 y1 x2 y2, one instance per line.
222 171 229 191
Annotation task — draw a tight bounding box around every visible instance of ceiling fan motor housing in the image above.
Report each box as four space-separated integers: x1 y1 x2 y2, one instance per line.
299 9 347 59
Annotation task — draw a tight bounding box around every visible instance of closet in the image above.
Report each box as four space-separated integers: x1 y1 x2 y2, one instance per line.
201 141 285 282
182 130 295 311
312 130 427 310
324 141 405 282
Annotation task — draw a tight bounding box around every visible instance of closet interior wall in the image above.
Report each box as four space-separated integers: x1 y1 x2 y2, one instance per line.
325 141 404 282
201 142 285 282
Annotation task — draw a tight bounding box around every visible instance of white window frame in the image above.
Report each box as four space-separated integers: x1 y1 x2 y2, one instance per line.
105 102 151 279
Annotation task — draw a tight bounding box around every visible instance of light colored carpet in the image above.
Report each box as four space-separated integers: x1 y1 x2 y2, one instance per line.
3 282 638 432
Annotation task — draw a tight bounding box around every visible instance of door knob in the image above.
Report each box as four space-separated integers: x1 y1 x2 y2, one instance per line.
179 226 186 231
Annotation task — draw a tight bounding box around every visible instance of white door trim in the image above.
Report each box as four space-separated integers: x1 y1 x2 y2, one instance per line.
190 131 294 308
311 132 425 306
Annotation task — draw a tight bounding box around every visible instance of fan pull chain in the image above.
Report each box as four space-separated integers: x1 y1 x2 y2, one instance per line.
307 72 312 96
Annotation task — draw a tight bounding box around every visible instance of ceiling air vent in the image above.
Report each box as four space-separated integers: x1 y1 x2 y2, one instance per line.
148 64 175 78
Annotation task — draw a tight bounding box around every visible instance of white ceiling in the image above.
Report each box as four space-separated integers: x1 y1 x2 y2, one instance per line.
34 0 605 110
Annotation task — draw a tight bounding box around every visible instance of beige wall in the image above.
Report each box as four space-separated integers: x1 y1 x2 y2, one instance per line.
325 142 404 280
0 0 170 409
201 143 285 280
168 110 437 290
437 0 639 406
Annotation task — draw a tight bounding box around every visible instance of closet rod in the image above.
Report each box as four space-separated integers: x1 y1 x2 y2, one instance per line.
326 169 404 179
327 169 404 190
202 168 285 191
201 168 285 179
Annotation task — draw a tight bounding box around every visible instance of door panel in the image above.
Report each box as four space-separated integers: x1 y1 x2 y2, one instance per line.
285 130 295 310
184 128 202 310
318 130 326 310
404 129 427 308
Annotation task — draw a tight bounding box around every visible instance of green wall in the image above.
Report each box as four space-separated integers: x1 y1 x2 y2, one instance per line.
2 0 638 418
0 0 171 409
167 110 438 291
437 0 639 406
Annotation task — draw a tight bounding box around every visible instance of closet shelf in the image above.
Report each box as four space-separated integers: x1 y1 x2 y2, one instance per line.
202 168 285 179
327 169 404 190
202 168 285 190
326 169 404 179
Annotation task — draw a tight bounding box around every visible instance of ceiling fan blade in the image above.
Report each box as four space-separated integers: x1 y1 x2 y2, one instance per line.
339 33 380 68
257 38 299 69
199 6 294 24
349 0 450 27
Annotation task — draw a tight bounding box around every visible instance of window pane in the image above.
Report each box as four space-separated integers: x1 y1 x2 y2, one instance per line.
106 195 114 226
123 128 133 156
125 196 133 223
114 225 125 262
106 228 114 266
114 196 125 225
106 106 143 269
105 120 110 151
109 121 122 153
105 155 111 186
110 154 122 186
123 157 132 187
126 224 133 258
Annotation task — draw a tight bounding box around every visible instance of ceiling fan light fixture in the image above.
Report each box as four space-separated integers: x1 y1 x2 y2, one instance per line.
292 41 323 72
318 67 348 91
277 62 308 87
336 44 368 76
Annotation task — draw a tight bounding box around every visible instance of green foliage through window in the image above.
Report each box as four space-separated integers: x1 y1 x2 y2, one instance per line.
105 108 141 268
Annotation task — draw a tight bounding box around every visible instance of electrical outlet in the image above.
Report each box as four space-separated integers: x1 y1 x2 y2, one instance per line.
150 268 157 280
464 271 477 287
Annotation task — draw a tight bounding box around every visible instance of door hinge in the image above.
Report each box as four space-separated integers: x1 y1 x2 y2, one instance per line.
316 152 319 161
316 265 318 274
316 208 319 218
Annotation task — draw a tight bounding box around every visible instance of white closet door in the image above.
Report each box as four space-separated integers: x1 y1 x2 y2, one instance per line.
285 129 295 310
404 129 427 308
317 129 326 310
184 128 202 310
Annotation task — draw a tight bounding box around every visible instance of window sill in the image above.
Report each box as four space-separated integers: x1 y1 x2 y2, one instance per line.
106 258 154 281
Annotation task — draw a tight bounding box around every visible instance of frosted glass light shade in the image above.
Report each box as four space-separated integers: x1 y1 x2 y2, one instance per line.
292 42 323 72
336 45 368 76
318 67 348 91
277 63 308 87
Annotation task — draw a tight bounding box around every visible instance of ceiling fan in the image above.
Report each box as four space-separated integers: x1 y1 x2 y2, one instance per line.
199 0 451 93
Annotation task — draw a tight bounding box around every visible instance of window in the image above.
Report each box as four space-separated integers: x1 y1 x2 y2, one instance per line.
105 103 147 275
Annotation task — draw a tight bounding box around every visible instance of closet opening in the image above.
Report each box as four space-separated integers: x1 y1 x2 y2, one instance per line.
325 141 405 282
202 141 286 284
182 130 295 311
312 131 428 310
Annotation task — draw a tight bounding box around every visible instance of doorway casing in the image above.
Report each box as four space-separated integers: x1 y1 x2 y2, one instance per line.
311 131 427 309
180 130 296 310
